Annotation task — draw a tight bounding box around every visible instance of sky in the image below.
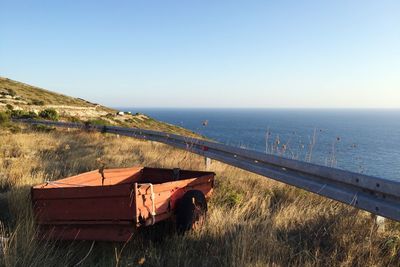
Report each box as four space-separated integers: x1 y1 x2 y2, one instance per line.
0 0 399 108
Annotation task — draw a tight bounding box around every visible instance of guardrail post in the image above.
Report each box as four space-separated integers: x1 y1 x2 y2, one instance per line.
374 215 386 233
205 157 211 170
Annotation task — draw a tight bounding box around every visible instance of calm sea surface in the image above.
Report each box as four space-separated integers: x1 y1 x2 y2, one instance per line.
120 108 400 180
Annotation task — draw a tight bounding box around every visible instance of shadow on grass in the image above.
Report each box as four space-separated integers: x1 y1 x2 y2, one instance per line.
0 192 11 226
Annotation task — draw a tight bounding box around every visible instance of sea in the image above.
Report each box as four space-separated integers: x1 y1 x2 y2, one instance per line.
120 108 400 180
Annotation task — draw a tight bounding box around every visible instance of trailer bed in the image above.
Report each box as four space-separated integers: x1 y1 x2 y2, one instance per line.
32 167 215 241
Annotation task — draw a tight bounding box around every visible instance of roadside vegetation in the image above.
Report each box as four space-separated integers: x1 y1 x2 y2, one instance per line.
1 124 400 267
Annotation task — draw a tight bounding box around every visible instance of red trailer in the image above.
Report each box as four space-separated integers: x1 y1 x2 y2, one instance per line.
31 167 215 242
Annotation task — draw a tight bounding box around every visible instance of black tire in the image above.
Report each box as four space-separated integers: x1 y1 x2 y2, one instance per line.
176 190 207 233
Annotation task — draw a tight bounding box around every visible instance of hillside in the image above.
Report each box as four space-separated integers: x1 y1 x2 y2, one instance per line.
0 76 105 108
0 76 198 136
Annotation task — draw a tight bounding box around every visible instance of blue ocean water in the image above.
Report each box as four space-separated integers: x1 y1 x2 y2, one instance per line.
121 108 400 180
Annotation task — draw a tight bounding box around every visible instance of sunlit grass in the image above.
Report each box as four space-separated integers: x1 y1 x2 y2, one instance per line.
1 127 399 266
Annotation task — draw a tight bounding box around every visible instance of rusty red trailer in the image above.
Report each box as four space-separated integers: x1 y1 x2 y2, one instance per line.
31 167 215 241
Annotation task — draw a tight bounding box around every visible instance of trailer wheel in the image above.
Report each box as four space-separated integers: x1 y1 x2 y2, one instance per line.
176 190 207 233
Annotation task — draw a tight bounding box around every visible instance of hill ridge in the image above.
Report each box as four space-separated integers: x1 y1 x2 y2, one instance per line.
0 76 198 136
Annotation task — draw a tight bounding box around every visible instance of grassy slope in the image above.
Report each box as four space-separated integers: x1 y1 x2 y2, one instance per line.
0 76 99 107
0 77 199 137
1 128 400 267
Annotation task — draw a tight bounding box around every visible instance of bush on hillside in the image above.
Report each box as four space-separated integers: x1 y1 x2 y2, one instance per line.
65 116 81 123
6 88 16 97
124 118 135 123
31 99 45 106
8 124 22 133
39 109 59 121
6 104 14 110
85 118 111 126
31 124 55 133
0 112 10 125
11 110 38 119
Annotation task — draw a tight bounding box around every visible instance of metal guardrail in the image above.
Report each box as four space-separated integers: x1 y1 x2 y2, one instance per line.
18 119 400 222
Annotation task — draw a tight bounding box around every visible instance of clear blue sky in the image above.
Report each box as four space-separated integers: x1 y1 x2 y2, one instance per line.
1 0 399 108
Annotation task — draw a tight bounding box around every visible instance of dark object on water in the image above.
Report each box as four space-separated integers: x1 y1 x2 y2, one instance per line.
31 167 215 242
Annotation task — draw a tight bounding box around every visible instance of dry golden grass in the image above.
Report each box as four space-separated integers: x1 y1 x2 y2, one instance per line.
1 127 400 266
0 77 97 108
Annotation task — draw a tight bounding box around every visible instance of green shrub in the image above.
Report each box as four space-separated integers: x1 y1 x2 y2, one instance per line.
105 113 114 119
6 88 16 97
0 112 10 125
11 110 24 118
39 109 59 121
85 118 111 126
31 124 55 133
124 118 135 123
11 110 38 119
6 104 14 110
66 116 81 123
8 124 22 133
226 191 244 207
31 99 45 106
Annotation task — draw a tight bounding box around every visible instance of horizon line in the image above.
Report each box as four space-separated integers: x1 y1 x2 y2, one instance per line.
115 107 400 110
